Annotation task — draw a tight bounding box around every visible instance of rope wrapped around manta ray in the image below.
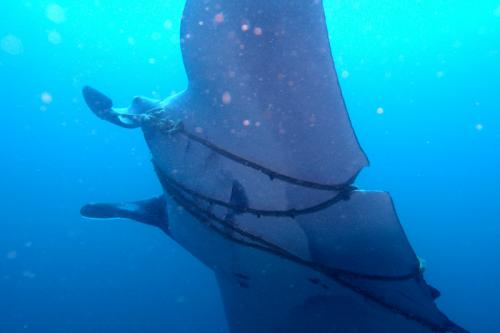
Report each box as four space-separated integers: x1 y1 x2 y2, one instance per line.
152 163 453 333
147 120 457 333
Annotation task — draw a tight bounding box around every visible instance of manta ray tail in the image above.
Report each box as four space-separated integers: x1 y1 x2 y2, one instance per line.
81 196 169 234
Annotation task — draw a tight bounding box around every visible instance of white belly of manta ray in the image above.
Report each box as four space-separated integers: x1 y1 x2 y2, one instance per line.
79 0 467 332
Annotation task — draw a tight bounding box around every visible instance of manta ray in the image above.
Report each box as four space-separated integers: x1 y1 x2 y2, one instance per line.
81 1 467 332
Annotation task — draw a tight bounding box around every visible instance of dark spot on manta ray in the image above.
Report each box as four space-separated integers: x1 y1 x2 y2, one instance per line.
308 278 330 290
308 277 320 285
234 272 250 280
238 281 250 289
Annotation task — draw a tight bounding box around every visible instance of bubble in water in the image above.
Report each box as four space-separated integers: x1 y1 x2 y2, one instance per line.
376 107 384 115
1 35 24 55
48 30 62 44
46 3 66 23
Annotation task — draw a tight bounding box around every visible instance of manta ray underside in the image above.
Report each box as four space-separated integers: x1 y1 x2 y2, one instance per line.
80 1 467 332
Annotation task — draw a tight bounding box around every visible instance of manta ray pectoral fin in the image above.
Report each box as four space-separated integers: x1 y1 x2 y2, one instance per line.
80 195 169 234
82 86 140 129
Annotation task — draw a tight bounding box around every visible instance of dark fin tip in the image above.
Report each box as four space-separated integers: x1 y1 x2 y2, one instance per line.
82 86 113 114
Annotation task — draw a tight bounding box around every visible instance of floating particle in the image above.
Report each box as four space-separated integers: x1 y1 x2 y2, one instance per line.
452 40 463 49
1 35 24 55
253 27 263 36
148 57 156 64
128 37 135 46
222 91 232 104
46 3 66 24
241 24 250 32
25 242 33 248
41 92 53 104
341 70 350 79
214 13 224 24
255 121 261 127
475 123 484 131
495 6 500 16
47 30 62 44
6 251 17 260
376 107 384 115
23 270 36 279
436 71 445 79
195 126 204 134
243 119 251 127
164 20 173 30
151 32 162 41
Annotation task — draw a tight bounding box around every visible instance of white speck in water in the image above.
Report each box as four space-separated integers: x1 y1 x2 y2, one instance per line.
41 92 53 104
341 70 350 79
214 13 224 24
48 30 62 44
151 32 162 41
475 123 484 131
376 107 384 115
195 126 204 134
164 20 173 30
436 71 445 79
253 27 263 36
46 3 66 24
243 119 251 127
222 91 232 104
23 270 36 279
6 251 17 260
241 24 250 32
1 35 24 55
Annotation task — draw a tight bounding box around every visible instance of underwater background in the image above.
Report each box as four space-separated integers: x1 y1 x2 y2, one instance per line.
0 1 499 332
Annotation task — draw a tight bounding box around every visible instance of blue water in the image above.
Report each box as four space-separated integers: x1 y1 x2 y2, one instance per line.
1 1 498 332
